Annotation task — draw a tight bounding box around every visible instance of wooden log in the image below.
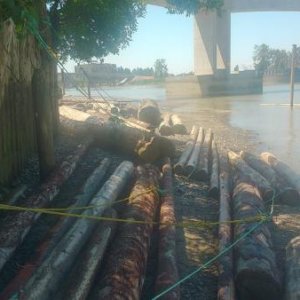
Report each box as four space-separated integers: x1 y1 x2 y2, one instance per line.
196 128 213 181
138 99 161 127
174 125 199 176
186 127 204 175
90 165 160 300
154 158 179 299
60 106 175 162
241 151 300 206
233 176 281 300
285 236 300 300
209 140 220 199
218 158 236 300
0 158 111 299
9 161 134 300
159 113 173 136
56 208 117 300
171 114 187 135
260 152 300 194
228 151 273 200
0 140 92 273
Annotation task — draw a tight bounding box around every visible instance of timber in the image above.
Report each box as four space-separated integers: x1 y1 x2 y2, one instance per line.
209 140 220 199
233 176 281 300
241 151 299 206
0 140 91 273
186 127 204 175
260 152 300 194
218 158 235 300
159 113 173 136
228 151 273 200
138 99 161 127
174 125 199 175
171 114 187 135
10 161 134 300
196 128 213 181
57 209 117 300
154 158 179 300
91 165 160 300
285 236 300 300
0 158 111 299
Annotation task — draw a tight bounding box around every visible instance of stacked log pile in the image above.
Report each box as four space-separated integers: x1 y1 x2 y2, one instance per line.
158 113 187 136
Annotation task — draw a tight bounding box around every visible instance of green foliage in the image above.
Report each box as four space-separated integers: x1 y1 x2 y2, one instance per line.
154 59 168 80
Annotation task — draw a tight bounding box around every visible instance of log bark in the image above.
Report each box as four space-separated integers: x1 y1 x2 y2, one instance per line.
0 140 91 273
233 176 281 300
174 125 199 176
241 151 300 206
154 158 179 300
186 127 204 175
60 105 175 162
285 236 300 300
196 128 213 181
90 165 160 300
138 99 161 127
57 208 117 300
209 140 220 199
171 114 187 135
260 152 300 195
11 161 134 300
0 158 111 299
159 113 173 136
228 151 273 200
218 158 235 300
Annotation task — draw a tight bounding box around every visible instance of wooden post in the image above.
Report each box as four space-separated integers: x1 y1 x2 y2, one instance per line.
290 44 297 108
61 68 65 95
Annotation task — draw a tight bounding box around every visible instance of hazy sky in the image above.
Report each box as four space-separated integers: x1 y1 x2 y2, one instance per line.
64 5 300 74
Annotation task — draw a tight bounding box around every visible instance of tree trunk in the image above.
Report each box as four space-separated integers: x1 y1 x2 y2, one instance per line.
174 125 199 175
233 176 281 300
0 140 91 273
285 236 300 300
260 152 300 194
138 99 161 127
196 128 213 181
209 140 220 199
15 161 134 300
186 127 204 175
171 114 187 135
228 151 273 200
154 158 179 300
0 157 111 299
218 158 235 300
241 151 299 206
90 165 160 300
159 113 173 136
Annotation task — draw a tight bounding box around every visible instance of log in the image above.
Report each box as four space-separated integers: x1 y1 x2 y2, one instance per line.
159 113 173 136
60 105 175 162
0 140 91 273
0 158 111 299
56 208 117 300
260 152 300 194
138 99 161 127
233 176 281 300
171 114 187 135
12 161 134 300
218 158 235 300
90 165 160 300
241 151 300 206
186 127 204 175
174 125 199 176
285 236 300 300
196 128 213 181
154 158 179 300
209 140 220 199
228 151 273 200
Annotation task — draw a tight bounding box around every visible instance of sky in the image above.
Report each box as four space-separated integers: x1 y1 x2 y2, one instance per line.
64 5 300 74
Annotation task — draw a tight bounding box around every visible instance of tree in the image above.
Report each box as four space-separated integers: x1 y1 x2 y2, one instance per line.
253 44 272 75
154 59 168 80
